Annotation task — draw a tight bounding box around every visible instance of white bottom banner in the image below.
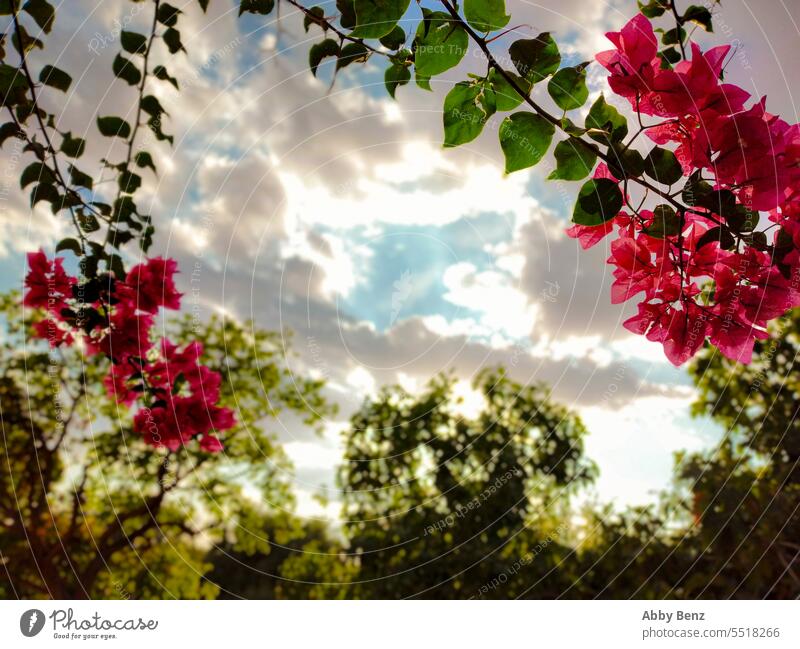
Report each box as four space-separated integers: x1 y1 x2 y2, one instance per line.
0 600 797 648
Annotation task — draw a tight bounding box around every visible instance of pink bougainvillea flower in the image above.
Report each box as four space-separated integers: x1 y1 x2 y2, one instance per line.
199 435 224 453
607 234 658 304
596 14 659 101
32 318 74 347
104 363 140 406
88 305 155 362
584 14 800 366
23 249 75 312
566 221 615 250
661 303 709 366
123 256 182 313
23 251 232 452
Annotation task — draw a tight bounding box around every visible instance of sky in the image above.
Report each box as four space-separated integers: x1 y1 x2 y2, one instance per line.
2 0 799 521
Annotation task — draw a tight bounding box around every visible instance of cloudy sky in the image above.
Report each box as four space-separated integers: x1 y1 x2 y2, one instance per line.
2 0 799 520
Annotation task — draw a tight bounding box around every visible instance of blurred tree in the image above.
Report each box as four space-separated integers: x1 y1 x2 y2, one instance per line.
207 516 354 599
283 370 597 598
0 292 332 598
568 499 695 598
672 312 800 597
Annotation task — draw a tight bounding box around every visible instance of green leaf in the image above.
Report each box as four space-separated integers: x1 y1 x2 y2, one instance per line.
163 27 185 54
337 42 369 71
725 203 759 233
91 202 112 217
55 237 82 255
239 0 275 15
77 210 100 233
135 151 157 173
351 0 410 39
68 164 93 190
607 143 645 178
499 112 554 173
140 225 155 253
547 64 589 111
464 0 510 33
153 65 179 89
696 225 735 251
560 117 586 137
118 170 142 194
585 94 628 143
80 253 100 279
113 196 137 223
121 30 148 55
309 39 340 76
693 188 753 230
384 63 410 99
304 6 326 32
22 0 55 34
644 146 683 185
108 253 126 280
337 0 356 29
488 70 530 111
380 25 406 50
443 81 493 148
548 138 597 181
509 33 560 84
97 116 131 139
141 95 166 117
112 53 141 85
21 161 54 188
110 228 135 248
684 5 713 32
659 46 681 67
661 26 686 46
60 132 86 158
0 63 27 100
637 0 668 18
39 65 71 92
157 2 181 26
30 182 59 207
572 178 623 225
643 204 681 238
12 24 43 54
0 122 23 147
147 115 173 144
681 171 713 207
413 10 468 90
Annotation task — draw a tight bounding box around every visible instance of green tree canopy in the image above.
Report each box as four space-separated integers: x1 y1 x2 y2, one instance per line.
0 292 333 598
278 370 596 598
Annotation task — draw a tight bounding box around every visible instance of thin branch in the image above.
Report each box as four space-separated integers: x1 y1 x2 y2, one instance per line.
670 1 687 60
283 0 387 56
104 0 161 251
10 2 88 253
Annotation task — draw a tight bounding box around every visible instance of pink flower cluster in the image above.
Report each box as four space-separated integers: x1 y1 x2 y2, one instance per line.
569 13 800 365
23 251 234 452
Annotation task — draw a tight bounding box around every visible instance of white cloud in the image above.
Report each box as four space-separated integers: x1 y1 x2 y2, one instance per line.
442 262 538 340
582 395 719 507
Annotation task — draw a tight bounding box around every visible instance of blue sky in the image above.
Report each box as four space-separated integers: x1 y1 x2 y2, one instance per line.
4 0 799 520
